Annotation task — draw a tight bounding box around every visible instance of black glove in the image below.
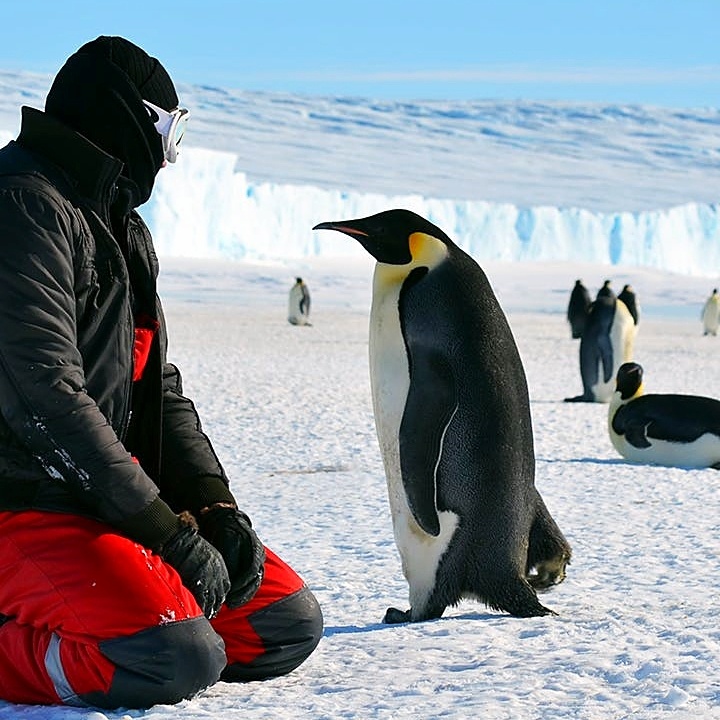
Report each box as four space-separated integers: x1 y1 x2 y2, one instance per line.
159 524 230 619
198 505 266 608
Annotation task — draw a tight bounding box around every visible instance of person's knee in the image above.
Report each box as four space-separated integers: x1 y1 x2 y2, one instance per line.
222 585 323 682
81 616 226 709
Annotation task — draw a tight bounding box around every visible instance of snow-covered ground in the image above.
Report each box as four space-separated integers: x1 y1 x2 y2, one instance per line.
1 258 718 720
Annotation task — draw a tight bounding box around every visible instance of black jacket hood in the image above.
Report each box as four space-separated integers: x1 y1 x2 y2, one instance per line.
44 45 173 208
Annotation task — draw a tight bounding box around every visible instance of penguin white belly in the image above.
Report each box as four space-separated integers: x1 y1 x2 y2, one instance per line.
611 430 720 468
288 285 309 325
369 268 459 609
703 299 720 334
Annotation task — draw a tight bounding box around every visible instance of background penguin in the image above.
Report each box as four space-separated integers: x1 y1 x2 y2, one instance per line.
288 276 312 326
609 362 720 469
567 279 591 338
597 279 615 299
618 284 640 326
565 285 635 403
313 209 571 623
702 289 719 336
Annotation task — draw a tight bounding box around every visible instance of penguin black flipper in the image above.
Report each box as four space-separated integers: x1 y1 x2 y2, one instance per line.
611 401 652 447
612 410 652 449
398 345 457 538
598 333 615 383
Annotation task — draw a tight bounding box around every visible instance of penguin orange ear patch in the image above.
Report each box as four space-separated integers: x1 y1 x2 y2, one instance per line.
408 233 423 258
408 232 447 267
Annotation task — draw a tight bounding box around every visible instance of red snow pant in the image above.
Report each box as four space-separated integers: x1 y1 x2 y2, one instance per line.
0 510 323 709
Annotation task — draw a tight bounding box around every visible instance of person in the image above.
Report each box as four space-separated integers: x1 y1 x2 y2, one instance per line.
0 37 322 710
288 276 312 325
702 288 720 336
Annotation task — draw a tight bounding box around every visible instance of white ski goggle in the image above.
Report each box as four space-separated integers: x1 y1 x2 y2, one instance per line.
142 99 189 163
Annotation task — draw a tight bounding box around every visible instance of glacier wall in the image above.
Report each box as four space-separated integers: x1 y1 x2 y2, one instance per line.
0 125 717 277
146 147 719 276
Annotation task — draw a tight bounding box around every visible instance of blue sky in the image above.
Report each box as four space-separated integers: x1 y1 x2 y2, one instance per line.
2 0 718 107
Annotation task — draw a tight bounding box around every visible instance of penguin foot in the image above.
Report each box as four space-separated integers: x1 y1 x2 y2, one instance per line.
563 394 594 403
505 600 557 618
527 555 570 591
383 607 411 624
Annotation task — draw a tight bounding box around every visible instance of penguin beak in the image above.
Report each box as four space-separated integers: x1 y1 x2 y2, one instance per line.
313 218 412 265
312 221 369 237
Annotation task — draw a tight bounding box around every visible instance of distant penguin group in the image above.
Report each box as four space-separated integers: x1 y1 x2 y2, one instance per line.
565 279 637 403
314 209 571 623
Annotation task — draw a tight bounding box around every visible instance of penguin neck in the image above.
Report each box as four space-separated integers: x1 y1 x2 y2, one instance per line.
609 382 644 413
373 233 448 291
609 391 625 417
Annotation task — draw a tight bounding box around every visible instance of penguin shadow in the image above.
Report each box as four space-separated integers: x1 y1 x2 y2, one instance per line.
323 622 399 637
537 457 627 465
545 456 720 472
530 398 608 405
323 611 499 637
554 456 720 471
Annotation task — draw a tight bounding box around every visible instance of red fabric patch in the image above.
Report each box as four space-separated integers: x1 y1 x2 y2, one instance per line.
210 547 305 665
0 510 201 704
132 315 159 382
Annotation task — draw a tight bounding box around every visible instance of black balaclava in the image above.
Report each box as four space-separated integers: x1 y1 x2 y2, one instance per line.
45 36 179 210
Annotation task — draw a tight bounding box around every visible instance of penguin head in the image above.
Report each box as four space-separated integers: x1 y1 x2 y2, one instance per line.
313 209 452 268
597 280 615 300
615 362 644 400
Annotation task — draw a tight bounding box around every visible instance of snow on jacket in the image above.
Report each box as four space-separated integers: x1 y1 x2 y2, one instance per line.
0 107 235 550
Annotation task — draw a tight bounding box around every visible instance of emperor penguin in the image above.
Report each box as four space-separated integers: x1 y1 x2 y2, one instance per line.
567 279 591 339
313 209 571 623
565 288 635 403
288 277 312 326
617 284 640 326
702 289 719 336
609 362 720 469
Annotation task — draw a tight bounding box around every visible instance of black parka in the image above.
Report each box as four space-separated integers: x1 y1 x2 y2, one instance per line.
0 107 235 550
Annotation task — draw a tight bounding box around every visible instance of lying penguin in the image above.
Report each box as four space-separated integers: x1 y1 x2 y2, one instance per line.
609 362 720 469
313 209 571 623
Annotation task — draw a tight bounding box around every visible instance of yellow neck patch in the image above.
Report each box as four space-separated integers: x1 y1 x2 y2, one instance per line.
409 232 448 268
375 232 448 287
